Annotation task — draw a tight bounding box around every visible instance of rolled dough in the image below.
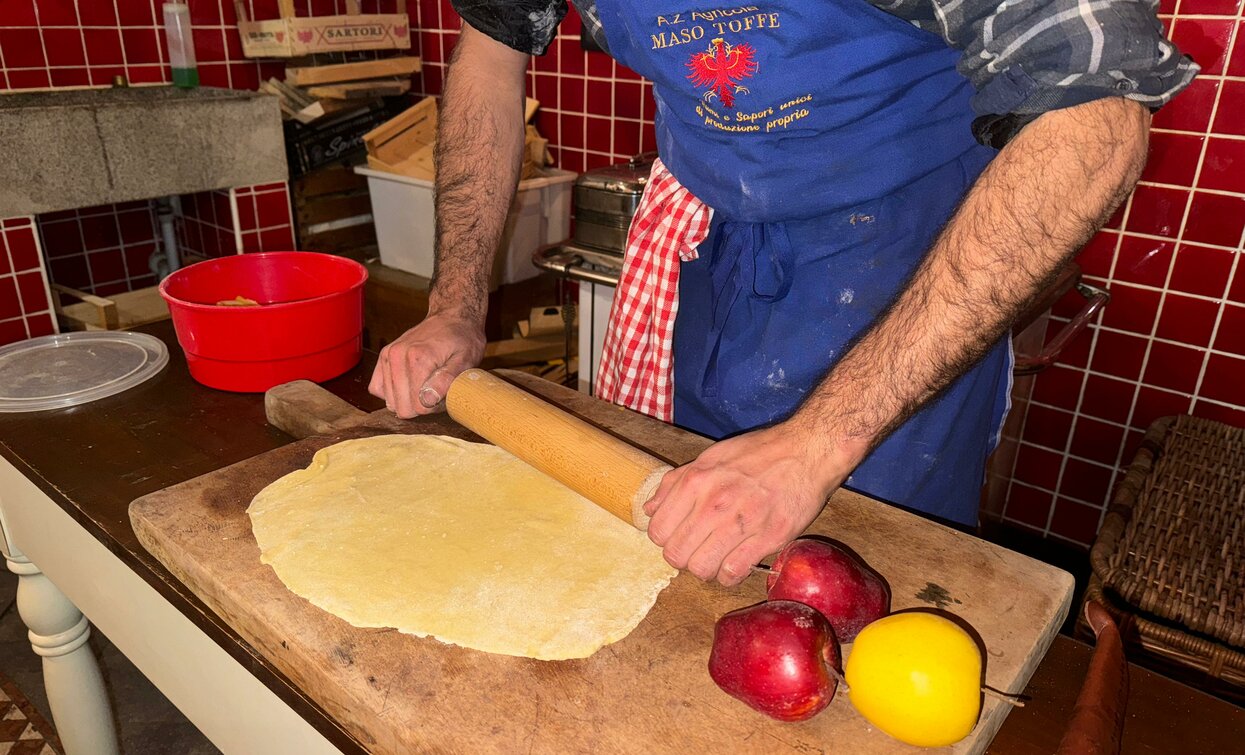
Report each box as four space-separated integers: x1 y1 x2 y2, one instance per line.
247 434 677 660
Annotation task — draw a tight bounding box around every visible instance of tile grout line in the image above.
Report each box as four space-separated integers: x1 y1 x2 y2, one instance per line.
112 0 131 84
30 0 56 88
28 219 58 335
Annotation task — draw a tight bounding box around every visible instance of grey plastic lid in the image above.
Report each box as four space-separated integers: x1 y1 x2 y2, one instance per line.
0 331 168 413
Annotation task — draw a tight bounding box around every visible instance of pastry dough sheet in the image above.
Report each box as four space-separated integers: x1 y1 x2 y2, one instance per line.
248 434 677 660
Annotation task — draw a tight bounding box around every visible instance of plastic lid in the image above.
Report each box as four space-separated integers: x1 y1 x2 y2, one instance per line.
0 331 169 413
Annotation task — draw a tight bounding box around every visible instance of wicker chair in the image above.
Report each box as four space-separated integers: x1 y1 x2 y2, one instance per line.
1086 415 1245 696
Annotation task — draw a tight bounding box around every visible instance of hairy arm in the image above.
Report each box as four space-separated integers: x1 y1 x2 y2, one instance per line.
786 97 1145 463
646 97 1150 583
370 25 529 417
792 98 1147 466
429 25 528 330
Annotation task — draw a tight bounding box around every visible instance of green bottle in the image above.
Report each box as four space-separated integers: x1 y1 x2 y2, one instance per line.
163 1 199 89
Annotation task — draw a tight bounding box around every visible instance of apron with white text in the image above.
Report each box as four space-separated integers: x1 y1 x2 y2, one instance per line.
595 1 1012 525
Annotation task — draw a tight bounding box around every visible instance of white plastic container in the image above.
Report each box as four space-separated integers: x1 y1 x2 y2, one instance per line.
356 167 576 288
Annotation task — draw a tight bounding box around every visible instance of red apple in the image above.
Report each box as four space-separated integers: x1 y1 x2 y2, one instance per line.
766 538 890 643
708 600 841 722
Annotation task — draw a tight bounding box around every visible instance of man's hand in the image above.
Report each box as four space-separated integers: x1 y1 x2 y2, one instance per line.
368 24 527 418
368 312 485 418
644 423 863 586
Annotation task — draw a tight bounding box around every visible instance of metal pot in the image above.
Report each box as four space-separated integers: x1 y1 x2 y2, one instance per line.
571 153 654 253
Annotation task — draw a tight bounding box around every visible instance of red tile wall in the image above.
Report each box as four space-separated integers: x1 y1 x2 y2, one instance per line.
409 3 1245 548
997 6 1245 546
409 2 657 173
0 219 55 345
178 183 296 257
178 189 235 259
37 201 160 297
0 1 402 91
235 182 297 252
0 1 320 346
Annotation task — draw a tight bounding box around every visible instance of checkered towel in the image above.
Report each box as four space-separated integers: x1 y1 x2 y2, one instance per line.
594 159 713 421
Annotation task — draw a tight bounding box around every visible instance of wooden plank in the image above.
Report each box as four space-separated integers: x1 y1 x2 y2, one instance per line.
130 372 1074 755
317 97 371 118
286 56 421 87
479 333 569 369
298 225 376 260
515 305 566 338
52 283 119 330
307 79 410 100
366 150 434 181
362 97 435 154
361 97 437 179
290 101 325 124
56 285 170 332
267 77 316 109
294 192 372 226
294 165 370 199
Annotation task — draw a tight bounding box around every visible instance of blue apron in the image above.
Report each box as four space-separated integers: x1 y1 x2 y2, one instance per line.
596 2 1012 525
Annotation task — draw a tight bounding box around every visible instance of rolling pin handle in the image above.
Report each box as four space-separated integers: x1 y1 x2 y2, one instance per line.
447 369 673 531
631 465 672 532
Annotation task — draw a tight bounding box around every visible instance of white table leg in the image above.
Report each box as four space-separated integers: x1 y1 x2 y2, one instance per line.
5 546 119 755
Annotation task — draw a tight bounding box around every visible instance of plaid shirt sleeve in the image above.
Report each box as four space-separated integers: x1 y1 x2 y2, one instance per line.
451 0 609 55
449 0 568 55
887 0 1198 120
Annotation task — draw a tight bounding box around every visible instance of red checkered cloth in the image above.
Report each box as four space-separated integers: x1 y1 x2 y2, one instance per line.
595 159 713 421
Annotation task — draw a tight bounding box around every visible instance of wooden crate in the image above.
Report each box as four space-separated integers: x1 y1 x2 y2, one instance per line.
235 0 410 58
293 164 377 262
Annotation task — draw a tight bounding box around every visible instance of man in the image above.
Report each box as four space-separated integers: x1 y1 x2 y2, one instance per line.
370 0 1194 585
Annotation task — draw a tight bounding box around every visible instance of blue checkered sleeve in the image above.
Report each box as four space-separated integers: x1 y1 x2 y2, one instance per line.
887 0 1197 117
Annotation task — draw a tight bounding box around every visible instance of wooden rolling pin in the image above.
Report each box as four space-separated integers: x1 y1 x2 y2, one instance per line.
446 369 670 531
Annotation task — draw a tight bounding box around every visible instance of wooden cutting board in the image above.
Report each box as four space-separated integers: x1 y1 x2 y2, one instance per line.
130 371 1073 754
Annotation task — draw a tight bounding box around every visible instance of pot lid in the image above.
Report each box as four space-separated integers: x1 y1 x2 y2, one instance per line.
575 153 655 195
0 331 168 413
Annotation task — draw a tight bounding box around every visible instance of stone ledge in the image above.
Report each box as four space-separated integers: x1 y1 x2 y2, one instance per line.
0 87 286 217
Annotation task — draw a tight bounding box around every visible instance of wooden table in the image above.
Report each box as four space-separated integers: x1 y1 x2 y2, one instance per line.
0 321 1239 753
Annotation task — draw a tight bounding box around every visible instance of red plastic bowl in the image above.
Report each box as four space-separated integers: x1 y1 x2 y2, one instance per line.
159 252 368 392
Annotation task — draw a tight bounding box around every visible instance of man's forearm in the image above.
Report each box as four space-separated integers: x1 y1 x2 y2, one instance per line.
430 27 529 324
790 98 1150 469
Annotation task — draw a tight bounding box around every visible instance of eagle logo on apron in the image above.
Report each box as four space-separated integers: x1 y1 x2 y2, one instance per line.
686 38 758 108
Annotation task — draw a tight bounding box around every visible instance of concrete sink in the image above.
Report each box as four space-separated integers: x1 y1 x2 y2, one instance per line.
0 86 285 216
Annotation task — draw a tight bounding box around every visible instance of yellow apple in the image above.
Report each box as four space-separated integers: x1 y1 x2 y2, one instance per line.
844 612 982 747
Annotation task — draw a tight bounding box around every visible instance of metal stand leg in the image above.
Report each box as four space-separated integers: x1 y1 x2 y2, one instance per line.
6 547 119 755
